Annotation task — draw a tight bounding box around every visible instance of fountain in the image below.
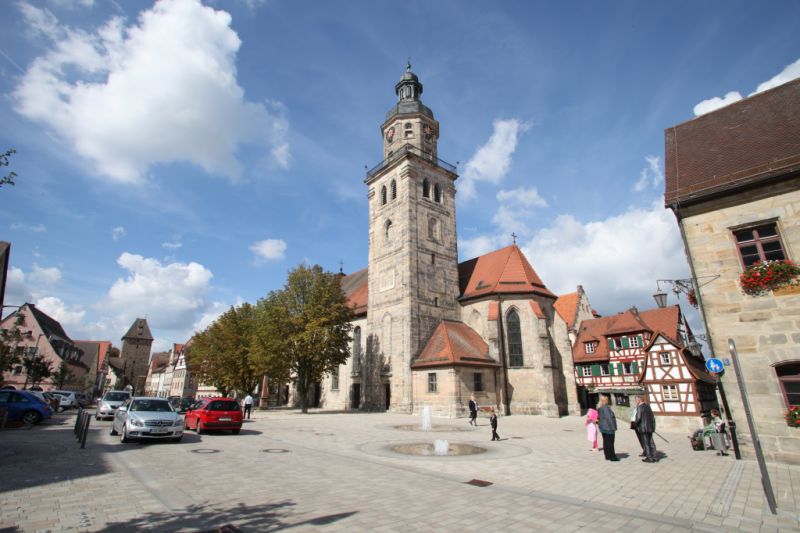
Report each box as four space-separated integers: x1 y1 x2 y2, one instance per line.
421 405 432 431
434 439 449 456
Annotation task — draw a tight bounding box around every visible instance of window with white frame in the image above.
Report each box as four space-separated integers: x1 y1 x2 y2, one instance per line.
585 342 596 354
660 352 672 366
581 365 592 377
331 369 339 390
623 362 633 374
600 364 610 376
612 338 623 350
629 336 640 348
663 384 679 400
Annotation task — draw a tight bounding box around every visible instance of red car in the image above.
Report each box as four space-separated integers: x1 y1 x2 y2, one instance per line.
184 398 243 434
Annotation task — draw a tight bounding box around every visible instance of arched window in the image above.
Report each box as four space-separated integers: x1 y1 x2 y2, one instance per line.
385 219 394 242
422 179 430 198
391 179 397 200
381 185 387 205
775 362 800 408
507 309 523 367
428 217 439 241
353 327 361 373
434 183 442 203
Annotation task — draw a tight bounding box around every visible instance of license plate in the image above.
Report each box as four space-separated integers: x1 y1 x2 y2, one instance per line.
219 417 231 421
150 428 169 434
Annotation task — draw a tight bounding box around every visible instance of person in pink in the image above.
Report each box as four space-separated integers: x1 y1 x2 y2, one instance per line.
585 408 599 451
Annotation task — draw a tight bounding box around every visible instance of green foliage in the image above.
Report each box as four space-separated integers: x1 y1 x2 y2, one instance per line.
22 351 53 389
1 148 17 188
186 302 262 397
51 360 74 389
786 406 800 428
0 314 27 385
253 264 353 413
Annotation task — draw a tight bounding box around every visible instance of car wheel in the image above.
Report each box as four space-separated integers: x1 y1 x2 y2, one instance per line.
196 420 204 435
172 436 183 443
232 428 240 435
95 414 100 421
120 426 129 443
22 410 42 425
110 423 118 436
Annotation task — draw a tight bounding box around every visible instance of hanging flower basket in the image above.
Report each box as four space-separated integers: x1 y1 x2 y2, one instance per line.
686 288 698 308
739 260 800 297
785 406 800 428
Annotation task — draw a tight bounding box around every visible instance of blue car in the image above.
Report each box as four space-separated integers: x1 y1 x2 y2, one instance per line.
0 390 54 425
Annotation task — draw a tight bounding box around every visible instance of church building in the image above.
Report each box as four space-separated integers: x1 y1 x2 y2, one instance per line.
310 64 588 418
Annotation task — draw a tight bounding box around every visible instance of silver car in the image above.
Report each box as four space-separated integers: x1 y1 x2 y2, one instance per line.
96 390 131 420
111 397 183 443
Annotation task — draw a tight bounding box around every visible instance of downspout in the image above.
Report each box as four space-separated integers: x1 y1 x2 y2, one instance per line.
497 299 511 416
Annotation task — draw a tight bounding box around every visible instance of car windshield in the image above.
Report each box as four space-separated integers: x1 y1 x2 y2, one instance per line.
130 399 173 412
207 400 240 411
104 392 130 402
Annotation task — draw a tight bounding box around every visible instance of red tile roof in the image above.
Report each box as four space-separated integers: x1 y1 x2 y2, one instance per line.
529 301 545 319
573 306 682 363
554 291 579 328
411 320 500 369
340 268 368 317
665 77 800 207
458 245 555 301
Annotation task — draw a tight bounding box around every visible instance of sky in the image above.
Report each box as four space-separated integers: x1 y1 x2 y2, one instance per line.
1 0 799 354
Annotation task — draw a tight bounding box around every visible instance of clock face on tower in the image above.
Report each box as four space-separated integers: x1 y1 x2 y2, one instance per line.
385 127 395 143
423 124 434 141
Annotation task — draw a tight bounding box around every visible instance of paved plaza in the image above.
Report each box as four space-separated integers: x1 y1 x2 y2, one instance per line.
1 409 799 532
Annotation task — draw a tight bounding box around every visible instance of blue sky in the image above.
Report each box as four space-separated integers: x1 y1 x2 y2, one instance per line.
1 0 799 352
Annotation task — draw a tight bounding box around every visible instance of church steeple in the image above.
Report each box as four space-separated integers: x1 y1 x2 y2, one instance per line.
395 60 423 102
382 62 439 160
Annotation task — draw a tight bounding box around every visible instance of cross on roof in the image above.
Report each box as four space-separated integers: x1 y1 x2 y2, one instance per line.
511 232 517 245
338 259 344 274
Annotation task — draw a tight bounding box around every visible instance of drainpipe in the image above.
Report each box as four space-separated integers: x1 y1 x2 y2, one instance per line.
497 299 511 416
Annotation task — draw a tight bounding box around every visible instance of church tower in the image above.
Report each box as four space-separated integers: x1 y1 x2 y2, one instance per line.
363 63 461 412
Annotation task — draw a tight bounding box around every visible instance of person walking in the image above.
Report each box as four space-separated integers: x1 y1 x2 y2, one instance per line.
468 395 478 426
597 396 619 461
710 408 730 456
585 408 599 452
630 398 646 457
243 393 254 420
633 395 658 462
489 408 500 441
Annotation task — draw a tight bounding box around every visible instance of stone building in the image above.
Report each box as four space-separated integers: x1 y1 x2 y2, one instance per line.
119 318 154 395
308 64 585 418
664 77 800 462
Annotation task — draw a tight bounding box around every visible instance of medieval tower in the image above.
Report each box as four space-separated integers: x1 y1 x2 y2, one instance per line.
363 62 461 412
120 317 153 395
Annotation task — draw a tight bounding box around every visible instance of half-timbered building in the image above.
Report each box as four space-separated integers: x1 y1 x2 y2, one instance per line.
572 305 718 430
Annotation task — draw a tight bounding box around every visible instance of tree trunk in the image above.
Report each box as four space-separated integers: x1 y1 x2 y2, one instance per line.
298 371 308 414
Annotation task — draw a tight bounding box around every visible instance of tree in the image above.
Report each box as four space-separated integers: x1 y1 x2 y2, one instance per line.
0 313 27 386
186 303 263 398
51 360 74 389
1 149 17 188
21 352 52 389
253 264 353 413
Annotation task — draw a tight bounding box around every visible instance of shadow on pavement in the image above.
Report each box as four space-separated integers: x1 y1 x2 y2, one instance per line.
95 501 357 532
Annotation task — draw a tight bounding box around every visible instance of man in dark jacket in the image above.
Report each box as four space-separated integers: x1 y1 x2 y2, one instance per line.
634 395 658 462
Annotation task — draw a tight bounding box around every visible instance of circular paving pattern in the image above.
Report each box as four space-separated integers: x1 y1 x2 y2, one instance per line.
190 448 221 454
359 439 532 461
262 448 290 453
390 442 488 456
391 424 476 432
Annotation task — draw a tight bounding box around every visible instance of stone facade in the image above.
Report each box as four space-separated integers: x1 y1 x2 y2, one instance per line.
119 318 154 396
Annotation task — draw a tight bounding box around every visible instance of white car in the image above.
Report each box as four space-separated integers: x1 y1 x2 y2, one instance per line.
96 391 131 420
111 397 183 443
52 392 77 409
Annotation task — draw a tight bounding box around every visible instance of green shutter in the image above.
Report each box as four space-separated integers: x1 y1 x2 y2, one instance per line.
608 364 615 376
591 364 601 376
608 338 614 350
622 336 630 349
632 361 639 374
617 363 624 375
638 335 644 347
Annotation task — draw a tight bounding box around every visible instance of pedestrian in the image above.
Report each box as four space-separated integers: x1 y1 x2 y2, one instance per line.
710 408 729 456
585 408 599 451
597 395 619 461
468 395 478 426
633 395 658 463
630 397 646 457
243 393 254 419
490 408 500 441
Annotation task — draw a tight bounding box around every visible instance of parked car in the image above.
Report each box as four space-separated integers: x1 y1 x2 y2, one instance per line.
53 391 90 409
52 391 77 409
96 390 131 420
169 396 195 414
0 390 53 425
184 398 242 434
28 391 62 413
111 397 183 443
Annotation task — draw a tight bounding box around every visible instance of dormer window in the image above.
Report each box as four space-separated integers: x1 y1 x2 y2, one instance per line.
585 342 597 354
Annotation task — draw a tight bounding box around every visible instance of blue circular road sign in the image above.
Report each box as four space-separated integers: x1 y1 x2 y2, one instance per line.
706 358 724 373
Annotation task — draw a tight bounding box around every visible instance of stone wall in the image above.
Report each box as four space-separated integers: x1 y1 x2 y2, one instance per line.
681 187 800 463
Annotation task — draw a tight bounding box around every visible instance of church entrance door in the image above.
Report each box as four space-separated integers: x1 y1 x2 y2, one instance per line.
351 384 361 409
384 383 391 410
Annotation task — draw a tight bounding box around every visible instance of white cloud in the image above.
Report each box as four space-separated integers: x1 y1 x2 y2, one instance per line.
29 264 62 285
111 226 125 240
36 296 86 329
522 200 688 314
496 186 548 208
13 0 290 184
752 58 800 94
49 0 95 8
103 252 213 330
162 241 182 250
459 235 499 261
10 223 47 233
633 155 664 192
5 267 33 306
693 91 742 116
459 119 528 200
250 238 286 262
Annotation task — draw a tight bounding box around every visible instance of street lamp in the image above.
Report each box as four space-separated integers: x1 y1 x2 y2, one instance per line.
652 276 719 308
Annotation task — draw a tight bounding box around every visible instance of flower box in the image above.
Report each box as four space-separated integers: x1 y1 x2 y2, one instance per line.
739 260 800 297
785 406 800 428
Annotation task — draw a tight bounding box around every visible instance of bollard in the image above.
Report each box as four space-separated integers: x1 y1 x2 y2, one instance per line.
74 407 83 435
80 414 91 449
